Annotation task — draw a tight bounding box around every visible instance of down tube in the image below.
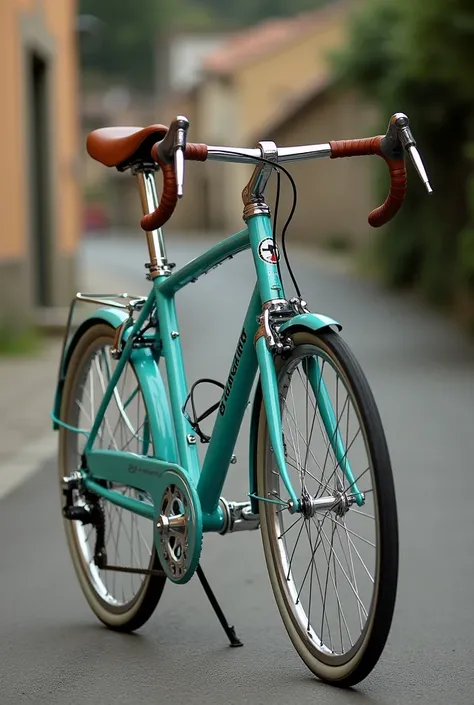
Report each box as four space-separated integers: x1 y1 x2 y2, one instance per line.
197 284 261 515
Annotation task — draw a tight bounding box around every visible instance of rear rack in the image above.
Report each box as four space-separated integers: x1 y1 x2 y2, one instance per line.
56 291 149 390
74 292 147 310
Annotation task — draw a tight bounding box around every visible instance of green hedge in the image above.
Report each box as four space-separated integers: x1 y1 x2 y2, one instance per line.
333 0 474 320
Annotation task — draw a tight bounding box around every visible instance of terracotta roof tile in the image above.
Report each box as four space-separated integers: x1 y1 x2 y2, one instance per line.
203 1 349 75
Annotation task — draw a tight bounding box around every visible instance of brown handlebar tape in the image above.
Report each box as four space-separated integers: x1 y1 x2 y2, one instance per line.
141 143 209 231
140 158 177 232
330 136 382 159
183 142 208 161
149 142 208 164
329 136 407 227
367 162 406 227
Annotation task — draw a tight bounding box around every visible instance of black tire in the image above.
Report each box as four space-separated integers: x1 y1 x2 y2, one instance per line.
255 329 398 686
58 323 166 632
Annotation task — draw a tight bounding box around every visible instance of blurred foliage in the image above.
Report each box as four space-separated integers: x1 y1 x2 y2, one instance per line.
333 0 474 310
201 0 326 24
0 326 43 357
78 0 329 89
78 0 212 89
459 160 474 287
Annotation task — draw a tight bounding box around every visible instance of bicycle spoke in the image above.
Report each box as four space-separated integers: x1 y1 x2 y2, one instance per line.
290 385 303 481
304 519 333 648
350 508 375 520
319 393 351 493
333 529 344 653
317 520 369 619
323 427 362 492
300 372 320 490
335 520 364 631
318 520 353 648
298 367 310 489
306 519 314 631
278 515 303 540
316 511 375 549
343 523 374 584
283 406 327 481
295 520 324 602
93 356 120 451
319 521 335 648
284 452 326 491
282 401 306 480
75 398 93 425
286 517 308 581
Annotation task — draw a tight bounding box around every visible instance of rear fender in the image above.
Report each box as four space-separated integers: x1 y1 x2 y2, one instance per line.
52 307 177 463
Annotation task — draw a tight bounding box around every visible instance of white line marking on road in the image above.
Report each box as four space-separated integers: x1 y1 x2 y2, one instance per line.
0 435 56 501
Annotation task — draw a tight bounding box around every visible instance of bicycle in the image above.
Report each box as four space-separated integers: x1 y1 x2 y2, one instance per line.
52 112 432 687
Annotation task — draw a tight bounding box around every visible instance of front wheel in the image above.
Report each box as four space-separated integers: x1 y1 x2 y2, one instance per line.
255 330 398 686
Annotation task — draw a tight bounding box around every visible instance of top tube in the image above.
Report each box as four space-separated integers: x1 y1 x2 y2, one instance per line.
206 143 331 164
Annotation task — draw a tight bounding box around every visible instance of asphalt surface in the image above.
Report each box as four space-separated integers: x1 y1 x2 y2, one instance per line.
2 232 474 704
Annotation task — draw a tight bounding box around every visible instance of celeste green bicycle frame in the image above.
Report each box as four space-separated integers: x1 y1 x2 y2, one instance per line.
54 212 362 534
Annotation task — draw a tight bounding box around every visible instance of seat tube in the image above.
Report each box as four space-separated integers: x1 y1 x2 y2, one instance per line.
134 167 172 279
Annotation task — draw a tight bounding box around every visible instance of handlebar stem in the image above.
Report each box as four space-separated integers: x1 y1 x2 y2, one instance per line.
241 141 278 210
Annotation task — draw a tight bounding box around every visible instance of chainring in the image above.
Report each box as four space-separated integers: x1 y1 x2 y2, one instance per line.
154 470 202 584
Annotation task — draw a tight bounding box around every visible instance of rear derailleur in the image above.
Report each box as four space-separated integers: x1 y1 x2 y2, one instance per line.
61 470 107 568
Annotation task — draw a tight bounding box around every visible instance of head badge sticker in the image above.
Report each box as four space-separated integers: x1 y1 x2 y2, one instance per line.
258 238 280 264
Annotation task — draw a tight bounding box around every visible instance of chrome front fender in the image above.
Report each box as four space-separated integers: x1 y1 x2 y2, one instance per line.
278 312 342 337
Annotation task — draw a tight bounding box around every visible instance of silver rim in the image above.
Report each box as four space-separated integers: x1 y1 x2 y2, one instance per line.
64 336 156 612
263 343 379 665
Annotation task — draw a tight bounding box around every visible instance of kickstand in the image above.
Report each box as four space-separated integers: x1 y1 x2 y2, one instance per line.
196 564 243 647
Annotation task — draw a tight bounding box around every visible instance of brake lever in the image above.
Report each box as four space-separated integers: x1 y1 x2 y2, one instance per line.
388 113 433 194
173 116 189 198
156 115 189 197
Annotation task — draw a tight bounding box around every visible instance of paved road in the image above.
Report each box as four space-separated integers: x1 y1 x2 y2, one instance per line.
3 232 474 704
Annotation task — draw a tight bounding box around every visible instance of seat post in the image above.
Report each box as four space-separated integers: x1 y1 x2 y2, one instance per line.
134 167 171 279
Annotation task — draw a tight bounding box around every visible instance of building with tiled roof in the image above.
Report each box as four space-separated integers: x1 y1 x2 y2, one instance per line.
161 0 381 251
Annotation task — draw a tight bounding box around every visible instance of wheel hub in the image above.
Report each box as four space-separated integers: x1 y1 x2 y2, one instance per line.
299 489 362 519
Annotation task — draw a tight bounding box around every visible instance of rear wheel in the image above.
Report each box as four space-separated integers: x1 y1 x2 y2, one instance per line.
256 330 398 686
58 323 166 631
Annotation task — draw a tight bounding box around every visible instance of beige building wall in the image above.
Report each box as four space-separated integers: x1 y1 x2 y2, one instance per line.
196 88 380 247
0 0 79 328
237 12 346 139
181 2 366 236
267 89 380 248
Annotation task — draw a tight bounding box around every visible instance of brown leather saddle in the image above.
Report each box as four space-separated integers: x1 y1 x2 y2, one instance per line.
86 124 168 170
